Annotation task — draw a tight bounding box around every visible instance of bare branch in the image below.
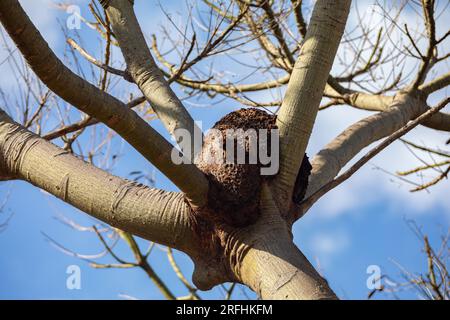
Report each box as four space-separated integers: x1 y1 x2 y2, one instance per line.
0 0 209 205
410 166 450 192
117 230 176 300
104 0 200 160
300 96 450 213
66 38 132 82
0 109 197 252
305 94 433 213
410 0 438 90
291 0 307 37
273 0 351 209
419 71 450 95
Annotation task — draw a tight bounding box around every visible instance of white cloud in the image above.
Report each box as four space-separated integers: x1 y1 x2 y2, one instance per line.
304 230 351 270
309 231 350 256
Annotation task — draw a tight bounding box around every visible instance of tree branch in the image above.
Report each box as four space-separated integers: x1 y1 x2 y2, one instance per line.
291 0 307 38
0 0 208 205
419 72 450 95
410 0 437 90
324 85 450 132
300 96 450 213
302 92 448 218
238 184 337 299
42 97 146 141
273 0 351 209
104 0 200 160
261 1 296 68
0 109 197 252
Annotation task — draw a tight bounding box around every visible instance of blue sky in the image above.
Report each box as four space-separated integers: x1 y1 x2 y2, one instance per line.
0 0 448 300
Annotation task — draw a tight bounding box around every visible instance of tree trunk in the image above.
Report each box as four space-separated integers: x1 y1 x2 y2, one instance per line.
238 186 337 299
241 235 336 299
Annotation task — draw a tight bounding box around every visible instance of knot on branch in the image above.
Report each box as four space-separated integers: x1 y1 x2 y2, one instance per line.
191 253 236 290
186 215 244 290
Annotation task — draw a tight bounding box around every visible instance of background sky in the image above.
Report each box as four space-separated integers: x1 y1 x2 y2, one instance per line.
0 0 448 300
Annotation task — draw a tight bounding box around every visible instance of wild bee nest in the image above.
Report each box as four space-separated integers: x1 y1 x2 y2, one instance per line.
197 108 279 227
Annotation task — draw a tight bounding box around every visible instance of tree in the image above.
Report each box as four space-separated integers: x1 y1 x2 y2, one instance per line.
0 0 448 300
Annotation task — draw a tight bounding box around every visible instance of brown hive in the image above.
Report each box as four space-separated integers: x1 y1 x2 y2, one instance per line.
197 108 312 227
197 108 278 227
